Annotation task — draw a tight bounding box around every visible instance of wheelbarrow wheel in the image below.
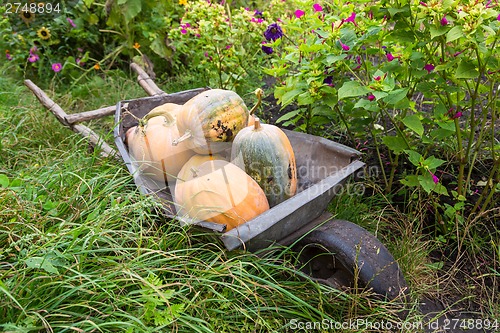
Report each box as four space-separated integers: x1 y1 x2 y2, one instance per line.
293 219 409 302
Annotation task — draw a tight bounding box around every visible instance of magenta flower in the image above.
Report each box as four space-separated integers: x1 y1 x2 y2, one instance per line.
339 40 350 51
313 3 323 12
497 13 500 21
424 63 435 73
295 9 305 18
344 12 357 26
28 53 39 63
386 52 395 61
373 75 381 81
67 17 76 28
453 111 463 118
367 94 375 101
440 16 448 26
251 17 264 23
51 63 62 72
428 170 439 184
419 1 427 6
6 52 12 61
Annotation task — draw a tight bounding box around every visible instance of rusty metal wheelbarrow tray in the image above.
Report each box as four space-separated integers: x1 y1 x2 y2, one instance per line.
113 92 365 252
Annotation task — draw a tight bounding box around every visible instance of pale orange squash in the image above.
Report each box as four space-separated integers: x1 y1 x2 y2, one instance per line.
126 110 195 183
174 160 270 231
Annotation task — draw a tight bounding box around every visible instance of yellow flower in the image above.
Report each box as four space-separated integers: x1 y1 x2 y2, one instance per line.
179 0 187 5
94 63 100 70
20 10 35 25
37 27 51 40
133 42 141 49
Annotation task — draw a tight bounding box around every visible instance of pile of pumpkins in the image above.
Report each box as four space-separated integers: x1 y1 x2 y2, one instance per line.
126 89 297 231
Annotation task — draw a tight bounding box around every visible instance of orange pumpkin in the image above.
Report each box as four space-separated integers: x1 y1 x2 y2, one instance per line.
126 110 195 184
176 153 226 184
174 160 270 231
149 102 182 119
231 118 297 207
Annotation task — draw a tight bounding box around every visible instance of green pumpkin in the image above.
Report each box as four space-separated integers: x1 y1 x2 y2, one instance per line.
230 118 297 207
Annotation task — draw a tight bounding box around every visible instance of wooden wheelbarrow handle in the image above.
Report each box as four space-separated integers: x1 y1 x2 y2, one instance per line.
24 62 165 159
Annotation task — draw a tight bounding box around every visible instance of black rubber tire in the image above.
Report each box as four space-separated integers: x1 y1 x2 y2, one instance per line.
293 219 409 302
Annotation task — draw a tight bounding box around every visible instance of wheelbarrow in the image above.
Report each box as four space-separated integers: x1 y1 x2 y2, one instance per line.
24 63 409 302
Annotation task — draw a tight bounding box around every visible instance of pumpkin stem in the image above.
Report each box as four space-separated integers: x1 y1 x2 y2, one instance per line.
173 130 192 146
190 167 199 178
144 110 175 125
254 117 261 130
249 88 263 116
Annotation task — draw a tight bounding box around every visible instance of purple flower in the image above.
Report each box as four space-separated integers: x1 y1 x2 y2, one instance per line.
28 53 39 63
313 3 323 12
323 76 333 85
424 63 435 73
440 16 448 26
264 23 284 41
339 40 350 51
419 1 427 6
251 17 264 23
67 17 76 28
367 94 375 101
261 42 273 55
497 13 500 21
254 10 263 17
386 52 395 61
453 111 463 118
295 9 305 18
51 63 62 72
373 76 381 81
6 52 12 61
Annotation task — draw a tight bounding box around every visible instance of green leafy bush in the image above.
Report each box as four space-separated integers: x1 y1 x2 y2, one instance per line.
262 0 500 236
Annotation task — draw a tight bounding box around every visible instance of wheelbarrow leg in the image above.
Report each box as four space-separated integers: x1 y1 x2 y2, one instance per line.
291 216 409 303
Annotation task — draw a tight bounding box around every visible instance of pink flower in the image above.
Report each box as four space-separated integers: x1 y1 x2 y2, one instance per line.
440 16 448 26
339 40 350 51
497 13 500 21
28 53 39 63
181 28 187 34
67 17 76 28
313 3 323 12
428 170 439 184
367 94 375 101
386 52 395 61
424 63 435 73
51 63 62 72
6 52 12 61
373 75 381 81
295 9 305 18
453 111 463 118
344 12 357 26
419 1 427 6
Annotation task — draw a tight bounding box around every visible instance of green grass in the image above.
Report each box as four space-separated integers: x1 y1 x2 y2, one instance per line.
0 71 497 332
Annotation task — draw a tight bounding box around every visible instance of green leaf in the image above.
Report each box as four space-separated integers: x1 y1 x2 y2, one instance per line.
297 92 315 105
383 87 409 105
122 0 142 24
402 114 424 136
400 175 419 187
324 54 347 66
424 156 446 170
276 109 302 123
382 136 408 154
405 149 422 167
0 174 9 187
338 81 370 100
430 26 448 39
455 60 479 79
446 26 464 43
278 88 304 107
25 257 59 275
